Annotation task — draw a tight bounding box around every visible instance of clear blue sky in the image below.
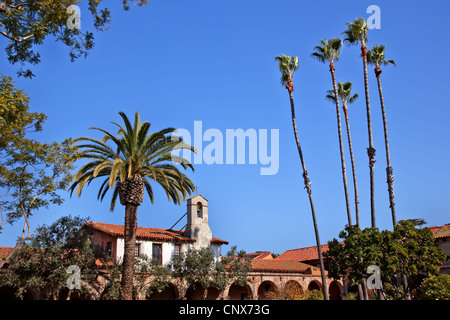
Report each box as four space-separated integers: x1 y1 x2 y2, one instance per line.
1 0 449 255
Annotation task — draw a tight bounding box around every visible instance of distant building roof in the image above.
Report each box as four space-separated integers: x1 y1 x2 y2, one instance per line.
428 223 450 239
0 247 14 260
276 244 330 262
245 252 273 260
251 259 322 274
240 251 321 274
86 221 228 245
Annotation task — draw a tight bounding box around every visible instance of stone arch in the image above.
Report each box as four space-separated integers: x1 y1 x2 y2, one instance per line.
283 280 304 300
185 283 222 300
0 286 18 300
147 283 179 300
206 287 220 300
185 283 205 300
257 280 278 300
329 281 343 300
228 282 253 300
307 280 322 292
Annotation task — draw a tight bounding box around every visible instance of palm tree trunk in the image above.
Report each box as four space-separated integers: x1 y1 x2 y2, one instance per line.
361 43 378 300
330 62 352 226
287 79 329 300
120 203 138 300
342 105 367 300
376 66 406 298
342 103 360 227
375 66 397 227
361 43 376 228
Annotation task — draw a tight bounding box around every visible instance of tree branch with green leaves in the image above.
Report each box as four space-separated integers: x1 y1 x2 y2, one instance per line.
0 75 79 267
0 0 149 78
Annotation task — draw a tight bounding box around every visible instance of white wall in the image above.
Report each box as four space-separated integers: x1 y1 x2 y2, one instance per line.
114 238 220 266
211 244 222 263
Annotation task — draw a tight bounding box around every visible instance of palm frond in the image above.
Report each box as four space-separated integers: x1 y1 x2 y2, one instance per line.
348 93 359 104
384 59 396 66
311 52 326 63
325 90 337 103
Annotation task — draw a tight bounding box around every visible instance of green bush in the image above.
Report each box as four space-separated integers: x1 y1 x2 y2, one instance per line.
344 292 358 300
303 289 324 300
418 274 450 300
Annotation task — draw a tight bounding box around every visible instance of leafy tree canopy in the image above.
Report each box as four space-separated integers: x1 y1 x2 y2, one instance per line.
325 220 447 299
171 246 251 295
0 0 149 78
418 274 450 300
0 75 79 262
0 215 102 300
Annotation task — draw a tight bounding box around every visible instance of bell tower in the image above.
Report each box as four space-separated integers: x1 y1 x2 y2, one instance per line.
184 194 212 249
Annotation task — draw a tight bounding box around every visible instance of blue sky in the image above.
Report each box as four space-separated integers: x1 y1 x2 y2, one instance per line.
1 0 449 255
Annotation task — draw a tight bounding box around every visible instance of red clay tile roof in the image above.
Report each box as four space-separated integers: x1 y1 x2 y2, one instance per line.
428 226 441 235
86 222 228 245
251 259 321 274
276 244 330 262
210 237 229 245
0 247 14 260
245 252 273 260
254 252 273 260
428 224 450 239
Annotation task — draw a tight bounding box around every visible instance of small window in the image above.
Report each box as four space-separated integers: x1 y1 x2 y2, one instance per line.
135 243 141 257
106 241 112 256
174 244 181 257
152 243 162 264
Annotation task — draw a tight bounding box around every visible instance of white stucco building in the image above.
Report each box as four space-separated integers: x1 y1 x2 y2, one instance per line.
87 194 228 265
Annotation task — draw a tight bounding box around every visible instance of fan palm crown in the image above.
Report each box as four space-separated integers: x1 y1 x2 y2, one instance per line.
311 38 343 65
275 54 299 85
342 18 368 47
367 44 396 74
326 82 359 109
275 54 299 94
69 111 195 211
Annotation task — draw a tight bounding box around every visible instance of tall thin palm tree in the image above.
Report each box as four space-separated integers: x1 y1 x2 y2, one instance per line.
327 82 367 300
312 38 352 226
367 44 397 227
326 82 360 227
367 45 405 298
69 111 195 300
275 54 329 300
342 18 377 228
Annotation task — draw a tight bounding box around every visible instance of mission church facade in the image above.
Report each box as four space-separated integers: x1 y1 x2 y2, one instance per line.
86 194 344 300
0 194 345 300
88 194 228 266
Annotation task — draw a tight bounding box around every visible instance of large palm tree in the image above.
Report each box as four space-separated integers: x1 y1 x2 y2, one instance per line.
312 38 352 226
275 54 329 300
326 82 360 227
367 44 397 227
342 18 377 228
69 111 195 300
